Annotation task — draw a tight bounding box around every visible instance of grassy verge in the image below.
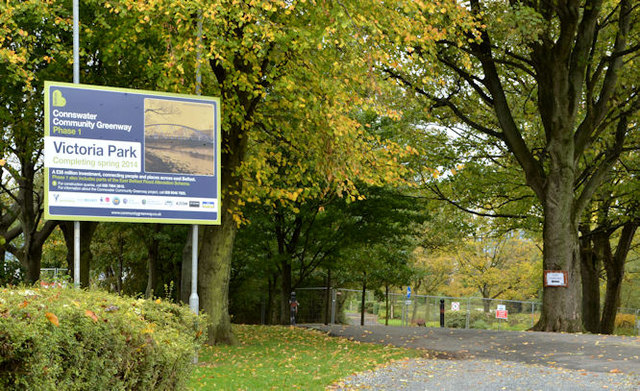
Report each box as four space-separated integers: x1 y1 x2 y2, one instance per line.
188 324 423 390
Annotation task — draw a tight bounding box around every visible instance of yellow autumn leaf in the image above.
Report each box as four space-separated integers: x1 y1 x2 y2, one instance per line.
85 310 98 323
45 312 59 327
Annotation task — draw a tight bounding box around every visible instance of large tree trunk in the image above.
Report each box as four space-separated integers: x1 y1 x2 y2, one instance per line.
21 221 58 285
180 231 193 304
23 242 43 284
534 169 583 332
266 273 278 325
579 224 601 333
145 224 161 298
280 259 292 325
199 210 238 345
599 222 637 334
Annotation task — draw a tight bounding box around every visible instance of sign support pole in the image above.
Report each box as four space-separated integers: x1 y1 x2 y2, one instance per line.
72 0 81 288
189 12 204 365
189 13 203 316
189 225 199 314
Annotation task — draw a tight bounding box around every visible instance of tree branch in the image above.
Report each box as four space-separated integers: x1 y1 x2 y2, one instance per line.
575 0 631 159
574 114 627 218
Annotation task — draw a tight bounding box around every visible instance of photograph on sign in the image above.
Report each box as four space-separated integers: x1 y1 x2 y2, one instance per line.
144 98 215 176
44 82 221 225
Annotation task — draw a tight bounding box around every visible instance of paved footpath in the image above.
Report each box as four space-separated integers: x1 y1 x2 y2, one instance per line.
305 324 640 390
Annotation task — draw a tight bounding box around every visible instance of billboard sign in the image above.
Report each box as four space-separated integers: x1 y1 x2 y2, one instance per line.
44 81 221 224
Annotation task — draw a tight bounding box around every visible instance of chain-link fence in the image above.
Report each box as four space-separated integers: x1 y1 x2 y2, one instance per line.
293 287 640 336
39 268 69 288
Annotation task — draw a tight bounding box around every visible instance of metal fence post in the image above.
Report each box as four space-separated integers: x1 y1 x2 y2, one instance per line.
331 289 337 325
425 296 429 322
531 302 535 329
466 297 471 329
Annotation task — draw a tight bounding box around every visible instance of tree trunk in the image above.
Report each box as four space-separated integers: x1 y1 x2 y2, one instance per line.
199 210 238 345
482 299 491 313
280 259 292 325
579 225 601 333
411 281 421 323
324 269 331 325
533 169 583 332
360 272 367 326
145 224 161 299
385 283 389 326
599 222 637 334
267 273 278 325
24 243 43 284
180 231 193 304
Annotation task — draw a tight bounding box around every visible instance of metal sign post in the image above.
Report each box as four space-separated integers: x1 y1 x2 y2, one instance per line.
190 12 204 316
189 225 199 314
72 0 80 288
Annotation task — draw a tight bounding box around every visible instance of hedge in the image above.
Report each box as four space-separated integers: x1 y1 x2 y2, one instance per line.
0 286 205 390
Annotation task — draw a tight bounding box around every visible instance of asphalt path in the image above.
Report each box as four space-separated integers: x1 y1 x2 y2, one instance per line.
305 324 640 374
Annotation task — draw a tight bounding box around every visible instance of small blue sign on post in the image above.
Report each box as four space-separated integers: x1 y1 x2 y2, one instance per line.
407 286 411 298
44 81 221 225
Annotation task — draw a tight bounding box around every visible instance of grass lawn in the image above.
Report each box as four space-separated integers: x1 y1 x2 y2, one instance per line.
188 324 423 390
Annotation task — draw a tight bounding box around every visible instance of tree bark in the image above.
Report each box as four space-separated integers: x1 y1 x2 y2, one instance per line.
599 222 637 334
180 231 193 304
280 259 292 325
145 224 161 298
324 269 331 325
267 273 278 325
385 283 389 326
534 173 583 332
199 211 238 345
579 224 601 333
360 272 367 326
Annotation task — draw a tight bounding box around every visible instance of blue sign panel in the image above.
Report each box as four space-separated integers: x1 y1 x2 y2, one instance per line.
44 81 221 225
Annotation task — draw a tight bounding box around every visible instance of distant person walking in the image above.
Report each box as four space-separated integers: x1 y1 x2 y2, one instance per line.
289 292 299 325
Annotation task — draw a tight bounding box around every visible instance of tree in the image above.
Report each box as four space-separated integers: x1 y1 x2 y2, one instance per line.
381 0 640 331
0 0 71 282
454 233 540 311
138 0 416 343
579 151 640 333
1 0 172 284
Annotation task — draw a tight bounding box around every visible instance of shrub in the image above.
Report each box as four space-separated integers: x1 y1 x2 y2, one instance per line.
445 310 489 328
0 286 205 390
614 313 636 329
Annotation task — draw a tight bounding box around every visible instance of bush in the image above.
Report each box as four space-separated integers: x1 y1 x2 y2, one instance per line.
0 286 205 390
445 310 489 328
615 313 636 329
472 319 489 329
